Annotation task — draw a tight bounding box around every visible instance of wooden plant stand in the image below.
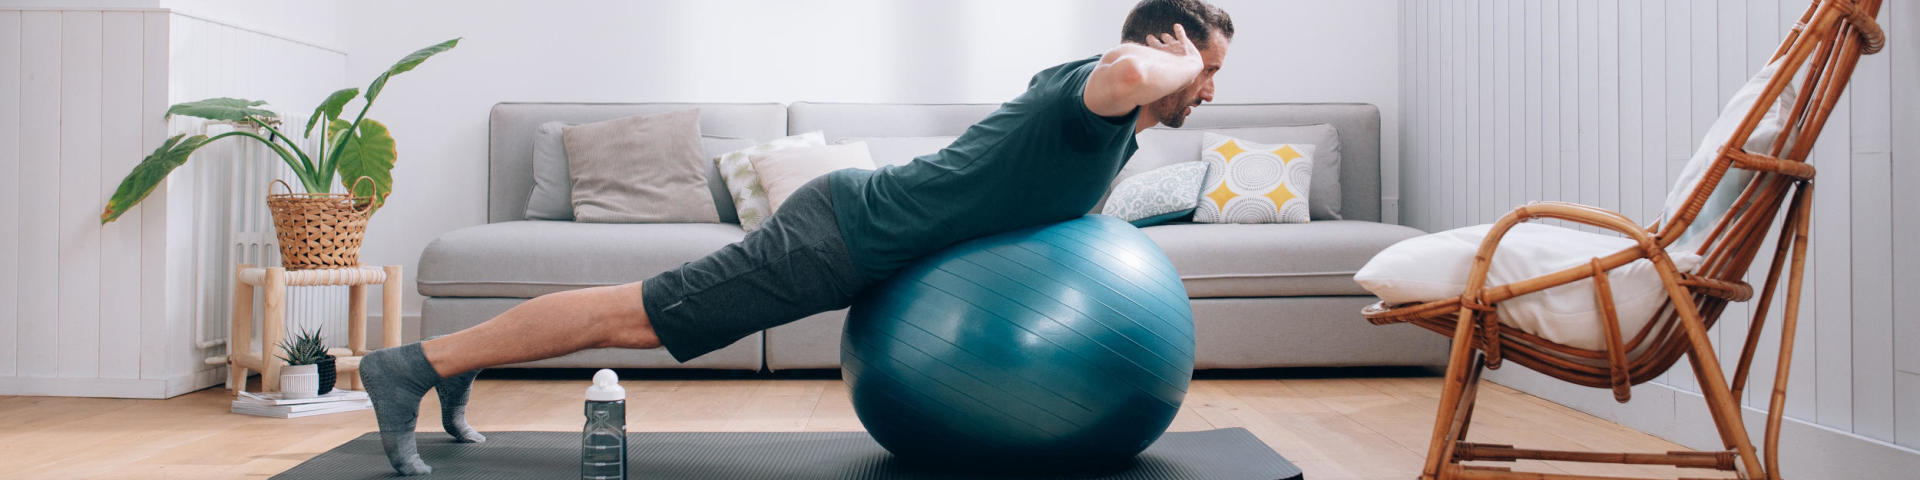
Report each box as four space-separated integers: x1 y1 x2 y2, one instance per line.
225 264 403 394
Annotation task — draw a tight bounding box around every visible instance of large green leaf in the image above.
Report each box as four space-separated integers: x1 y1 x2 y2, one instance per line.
335 119 397 213
166 98 275 123
102 134 213 223
304 88 359 138
326 118 351 139
363 38 460 103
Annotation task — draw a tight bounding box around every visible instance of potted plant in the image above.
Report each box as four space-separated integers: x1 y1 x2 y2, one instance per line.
276 327 333 399
99 38 460 270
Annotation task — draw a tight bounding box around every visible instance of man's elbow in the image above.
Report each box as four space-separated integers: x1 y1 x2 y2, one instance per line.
1106 55 1151 91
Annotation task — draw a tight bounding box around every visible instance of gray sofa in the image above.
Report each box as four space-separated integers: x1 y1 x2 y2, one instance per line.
418 101 1445 371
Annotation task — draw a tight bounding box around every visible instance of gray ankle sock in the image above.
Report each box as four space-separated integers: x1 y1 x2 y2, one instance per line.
360 342 441 475
437 369 486 443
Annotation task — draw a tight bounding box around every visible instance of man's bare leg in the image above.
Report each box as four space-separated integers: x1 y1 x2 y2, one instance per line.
360 281 660 475
421 282 662 375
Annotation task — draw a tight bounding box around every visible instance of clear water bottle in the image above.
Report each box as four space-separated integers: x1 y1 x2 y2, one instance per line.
581 369 627 480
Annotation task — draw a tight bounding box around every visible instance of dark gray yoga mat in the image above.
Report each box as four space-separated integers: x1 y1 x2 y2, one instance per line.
274 429 1303 479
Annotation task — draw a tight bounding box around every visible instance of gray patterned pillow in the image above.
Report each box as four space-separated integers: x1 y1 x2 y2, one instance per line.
1100 161 1209 227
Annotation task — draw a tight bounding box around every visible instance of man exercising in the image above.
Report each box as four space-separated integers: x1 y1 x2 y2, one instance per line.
360 0 1233 474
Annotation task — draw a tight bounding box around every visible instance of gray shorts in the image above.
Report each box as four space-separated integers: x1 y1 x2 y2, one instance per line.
641 175 872 362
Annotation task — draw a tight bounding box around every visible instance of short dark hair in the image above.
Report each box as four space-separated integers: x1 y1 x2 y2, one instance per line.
1121 0 1234 49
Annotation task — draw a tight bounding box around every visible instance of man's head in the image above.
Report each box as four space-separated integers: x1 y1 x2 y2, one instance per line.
1121 0 1232 128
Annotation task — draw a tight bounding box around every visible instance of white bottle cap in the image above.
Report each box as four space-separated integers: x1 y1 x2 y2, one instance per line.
585 368 625 402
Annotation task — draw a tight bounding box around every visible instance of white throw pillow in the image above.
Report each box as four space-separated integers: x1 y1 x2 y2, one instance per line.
1101 161 1208 227
749 143 877 213
1661 58 1797 251
1355 224 1703 350
716 131 825 232
1193 133 1314 224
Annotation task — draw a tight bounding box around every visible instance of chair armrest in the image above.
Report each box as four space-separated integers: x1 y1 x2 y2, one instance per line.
1461 201 1686 365
1464 201 1670 299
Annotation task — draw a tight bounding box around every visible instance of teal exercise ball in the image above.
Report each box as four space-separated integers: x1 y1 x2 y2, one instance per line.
841 215 1196 471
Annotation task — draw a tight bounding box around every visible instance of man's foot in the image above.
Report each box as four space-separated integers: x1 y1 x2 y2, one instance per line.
360 343 442 475
437 369 486 443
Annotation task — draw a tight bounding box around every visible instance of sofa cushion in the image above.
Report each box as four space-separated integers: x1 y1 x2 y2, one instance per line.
419 221 746 298
1142 220 1423 298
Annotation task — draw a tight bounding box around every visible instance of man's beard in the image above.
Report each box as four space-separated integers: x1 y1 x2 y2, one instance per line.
1153 91 1198 128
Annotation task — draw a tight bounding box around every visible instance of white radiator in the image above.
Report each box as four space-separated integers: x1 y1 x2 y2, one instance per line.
183 114 352 357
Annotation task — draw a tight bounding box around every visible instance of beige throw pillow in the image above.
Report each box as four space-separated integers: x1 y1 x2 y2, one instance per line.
563 109 717 223
748 143 877 212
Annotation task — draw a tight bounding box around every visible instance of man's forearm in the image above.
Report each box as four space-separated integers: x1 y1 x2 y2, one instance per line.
1105 43 1203 107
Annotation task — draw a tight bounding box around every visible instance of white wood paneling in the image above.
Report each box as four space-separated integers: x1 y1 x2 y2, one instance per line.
1901 371 1920 449
1888 0 1920 450
1617 0 1642 228
100 11 145 380
1848 4 1896 439
1542 0 1562 210
1576 0 1598 226
139 9 169 383
1813 66 1856 432
0 10 20 378
2 7 343 397
1596 0 1619 229
57 10 104 379
1400 0 1910 459
17 11 62 378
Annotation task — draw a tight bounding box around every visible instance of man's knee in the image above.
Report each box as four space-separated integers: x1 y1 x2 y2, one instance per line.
594 282 660 349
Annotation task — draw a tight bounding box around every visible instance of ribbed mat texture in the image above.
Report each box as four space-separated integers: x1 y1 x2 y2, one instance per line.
273 428 1302 479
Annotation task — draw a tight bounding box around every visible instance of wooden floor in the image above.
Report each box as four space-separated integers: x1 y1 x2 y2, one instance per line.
0 371 1732 479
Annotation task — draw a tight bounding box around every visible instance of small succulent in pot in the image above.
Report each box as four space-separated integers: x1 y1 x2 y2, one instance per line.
276 327 335 398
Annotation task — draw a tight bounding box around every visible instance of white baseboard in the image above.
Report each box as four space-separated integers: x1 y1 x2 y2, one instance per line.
1486 365 1920 478
0 367 227 399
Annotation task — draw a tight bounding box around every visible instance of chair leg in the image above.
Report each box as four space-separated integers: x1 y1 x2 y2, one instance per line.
1423 307 1484 480
261 267 286 392
1762 186 1814 480
1674 299 1767 478
347 283 367 391
382 265 403 349
228 264 254 395
1453 354 1487 446
1649 247 1765 478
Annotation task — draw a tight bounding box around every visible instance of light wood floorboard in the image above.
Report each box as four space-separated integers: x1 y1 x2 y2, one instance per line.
0 375 1728 479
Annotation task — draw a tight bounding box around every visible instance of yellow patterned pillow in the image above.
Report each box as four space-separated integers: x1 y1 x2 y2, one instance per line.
1194 132 1315 224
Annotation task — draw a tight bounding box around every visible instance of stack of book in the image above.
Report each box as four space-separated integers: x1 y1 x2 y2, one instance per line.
231 389 372 418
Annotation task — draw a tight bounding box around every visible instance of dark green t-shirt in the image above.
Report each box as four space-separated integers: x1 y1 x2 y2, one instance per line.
829 55 1141 281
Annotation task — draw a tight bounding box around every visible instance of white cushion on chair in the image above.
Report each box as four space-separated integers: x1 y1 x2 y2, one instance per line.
1661 58 1797 251
1354 223 1703 350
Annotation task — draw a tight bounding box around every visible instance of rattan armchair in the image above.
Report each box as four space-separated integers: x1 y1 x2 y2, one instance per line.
1362 1 1884 479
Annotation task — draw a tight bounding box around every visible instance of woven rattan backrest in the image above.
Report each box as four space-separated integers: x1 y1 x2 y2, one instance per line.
1630 0 1883 369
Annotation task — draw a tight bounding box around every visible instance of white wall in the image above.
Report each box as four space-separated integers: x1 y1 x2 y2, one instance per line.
334 0 1404 325
1397 0 1919 476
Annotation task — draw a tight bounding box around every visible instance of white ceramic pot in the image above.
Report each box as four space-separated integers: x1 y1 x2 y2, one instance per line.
280 364 320 399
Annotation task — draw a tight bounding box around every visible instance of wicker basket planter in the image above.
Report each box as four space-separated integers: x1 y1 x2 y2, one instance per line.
267 178 376 271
